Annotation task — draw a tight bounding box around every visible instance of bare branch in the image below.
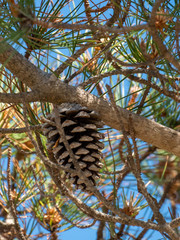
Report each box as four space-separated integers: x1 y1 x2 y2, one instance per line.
79 69 147 88
47 167 162 231
55 204 96 229
53 43 93 79
0 125 41 134
0 91 41 103
106 0 121 27
7 149 27 240
148 0 180 71
35 20 149 35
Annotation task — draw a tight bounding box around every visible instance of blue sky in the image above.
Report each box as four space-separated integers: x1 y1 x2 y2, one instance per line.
61 227 97 240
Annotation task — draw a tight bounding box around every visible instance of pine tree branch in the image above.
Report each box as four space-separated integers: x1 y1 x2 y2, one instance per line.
148 0 180 72
35 20 149 35
0 125 41 134
0 39 180 157
0 92 40 103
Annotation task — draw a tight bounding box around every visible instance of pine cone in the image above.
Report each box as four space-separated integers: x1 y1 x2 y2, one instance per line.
43 103 104 191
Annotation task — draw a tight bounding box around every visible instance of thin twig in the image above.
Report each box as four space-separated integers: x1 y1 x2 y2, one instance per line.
106 84 171 233
49 166 161 231
116 146 156 192
0 125 42 134
7 149 27 240
148 0 180 71
106 0 121 27
121 0 131 24
52 43 93 79
79 69 147 89
127 74 180 102
84 0 94 25
65 37 117 83
106 84 135 170
109 53 157 68
97 192 108 240
3 135 33 156
22 102 78 174
102 164 128 175
55 203 96 229
35 20 149 35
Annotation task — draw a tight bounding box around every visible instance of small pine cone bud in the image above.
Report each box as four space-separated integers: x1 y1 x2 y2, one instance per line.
43 208 61 232
43 103 104 191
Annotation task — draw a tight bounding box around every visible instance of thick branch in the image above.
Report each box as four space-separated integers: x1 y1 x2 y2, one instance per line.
0 39 180 157
0 91 40 103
